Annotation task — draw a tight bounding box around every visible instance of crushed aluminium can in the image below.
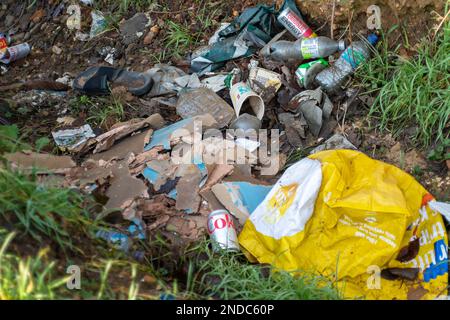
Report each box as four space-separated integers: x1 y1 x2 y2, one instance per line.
0 43 31 64
295 58 329 89
207 209 240 252
277 7 317 40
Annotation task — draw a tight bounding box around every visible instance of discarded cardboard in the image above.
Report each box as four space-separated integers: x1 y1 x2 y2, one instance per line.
211 181 272 224
4 151 76 173
93 114 165 153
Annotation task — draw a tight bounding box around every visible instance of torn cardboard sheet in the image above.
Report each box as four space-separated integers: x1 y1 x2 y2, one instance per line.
143 158 207 214
4 151 76 173
166 215 207 240
211 181 272 224
91 129 153 162
105 160 149 210
93 114 165 153
144 114 218 151
175 165 202 212
200 164 234 191
143 158 178 191
128 146 166 176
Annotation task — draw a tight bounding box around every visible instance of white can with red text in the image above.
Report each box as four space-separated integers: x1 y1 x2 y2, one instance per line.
207 209 240 252
277 8 317 40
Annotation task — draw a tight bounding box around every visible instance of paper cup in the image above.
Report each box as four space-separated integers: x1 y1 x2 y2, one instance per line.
230 82 264 120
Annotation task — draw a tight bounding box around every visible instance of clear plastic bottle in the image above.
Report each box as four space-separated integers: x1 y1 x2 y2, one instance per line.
261 36 346 63
315 34 379 93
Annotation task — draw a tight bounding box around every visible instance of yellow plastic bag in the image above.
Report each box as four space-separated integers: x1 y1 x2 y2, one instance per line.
239 150 448 299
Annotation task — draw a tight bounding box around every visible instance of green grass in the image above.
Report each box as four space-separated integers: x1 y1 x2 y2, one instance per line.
178 240 341 300
97 0 160 29
0 232 69 300
0 168 93 251
70 95 126 129
164 20 197 59
356 21 450 148
0 230 148 300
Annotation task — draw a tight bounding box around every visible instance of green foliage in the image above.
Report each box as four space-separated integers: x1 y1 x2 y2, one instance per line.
180 240 341 300
0 232 69 300
0 168 92 250
164 20 196 59
356 21 450 147
427 138 450 161
0 125 29 154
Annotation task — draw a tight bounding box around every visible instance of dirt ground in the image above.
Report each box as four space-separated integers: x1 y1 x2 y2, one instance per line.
1 0 447 199
0 0 448 300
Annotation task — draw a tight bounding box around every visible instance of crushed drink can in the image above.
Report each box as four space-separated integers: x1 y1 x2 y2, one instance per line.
295 58 329 89
0 43 30 64
277 8 317 40
207 209 240 252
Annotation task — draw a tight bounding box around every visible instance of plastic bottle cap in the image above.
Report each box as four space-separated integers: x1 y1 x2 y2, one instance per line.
367 34 379 46
338 40 346 51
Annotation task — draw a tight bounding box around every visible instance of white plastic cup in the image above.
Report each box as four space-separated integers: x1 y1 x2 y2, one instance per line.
230 82 265 120
0 43 31 64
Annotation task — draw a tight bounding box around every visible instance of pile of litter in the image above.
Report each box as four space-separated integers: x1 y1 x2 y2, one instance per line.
1 0 449 300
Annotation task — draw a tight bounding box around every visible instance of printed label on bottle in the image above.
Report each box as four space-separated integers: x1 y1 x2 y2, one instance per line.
301 38 320 59
341 48 366 69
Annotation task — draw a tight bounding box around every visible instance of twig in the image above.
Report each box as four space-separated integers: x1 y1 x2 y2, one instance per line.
146 7 195 14
331 0 336 39
433 8 450 40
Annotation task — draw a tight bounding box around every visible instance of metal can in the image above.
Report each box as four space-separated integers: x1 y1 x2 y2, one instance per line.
207 209 240 251
295 58 329 89
277 8 317 40
0 43 30 64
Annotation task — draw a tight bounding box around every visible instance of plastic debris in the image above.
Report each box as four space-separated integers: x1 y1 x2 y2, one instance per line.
239 150 449 300
99 46 117 65
261 37 345 63
176 88 235 128
52 124 96 152
248 66 282 95
190 0 303 75
89 11 107 38
315 34 379 94
120 13 152 45
229 113 262 131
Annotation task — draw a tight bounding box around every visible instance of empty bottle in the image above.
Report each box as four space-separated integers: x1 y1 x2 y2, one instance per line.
261 36 346 63
315 34 379 93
